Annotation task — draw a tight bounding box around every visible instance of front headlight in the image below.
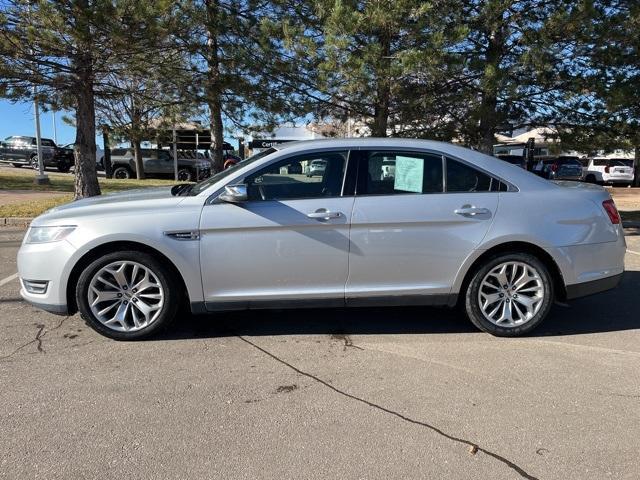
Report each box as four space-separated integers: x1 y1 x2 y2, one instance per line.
25 226 76 244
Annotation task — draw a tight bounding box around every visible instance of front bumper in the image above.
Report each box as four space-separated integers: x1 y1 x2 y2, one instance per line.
17 238 76 314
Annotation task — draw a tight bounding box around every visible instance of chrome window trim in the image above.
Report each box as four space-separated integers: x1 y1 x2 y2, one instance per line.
352 148 519 198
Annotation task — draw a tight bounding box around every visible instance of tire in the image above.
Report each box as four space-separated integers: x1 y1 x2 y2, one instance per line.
112 166 131 179
57 161 71 173
12 163 22 168
464 252 554 337
177 168 193 182
30 155 40 170
75 251 180 340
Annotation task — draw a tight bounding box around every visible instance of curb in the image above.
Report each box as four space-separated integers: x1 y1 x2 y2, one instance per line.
1 217 33 227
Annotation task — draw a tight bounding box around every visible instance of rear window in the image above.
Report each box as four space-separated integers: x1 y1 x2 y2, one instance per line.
446 158 493 192
611 159 633 167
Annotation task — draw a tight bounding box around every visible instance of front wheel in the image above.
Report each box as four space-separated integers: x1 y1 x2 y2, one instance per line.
76 251 180 340
464 253 554 337
12 163 22 168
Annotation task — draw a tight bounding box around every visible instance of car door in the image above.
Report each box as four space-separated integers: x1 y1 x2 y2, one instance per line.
346 150 500 305
139 150 160 174
199 150 354 309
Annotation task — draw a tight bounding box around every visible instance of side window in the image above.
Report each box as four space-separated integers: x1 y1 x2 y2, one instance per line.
245 151 347 201
358 151 443 195
446 158 493 192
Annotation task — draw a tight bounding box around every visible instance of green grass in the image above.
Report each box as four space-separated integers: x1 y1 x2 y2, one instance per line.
0 170 179 194
0 169 187 218
0 195 73 218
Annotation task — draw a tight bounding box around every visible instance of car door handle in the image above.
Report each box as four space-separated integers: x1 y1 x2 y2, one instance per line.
307 209 342 220
454 206 491 217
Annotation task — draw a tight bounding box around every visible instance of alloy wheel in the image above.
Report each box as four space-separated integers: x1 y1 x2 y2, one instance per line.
87 261 164 332
477 261 545 327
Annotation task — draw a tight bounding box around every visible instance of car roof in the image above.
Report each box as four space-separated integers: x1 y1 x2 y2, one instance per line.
273 138 552 189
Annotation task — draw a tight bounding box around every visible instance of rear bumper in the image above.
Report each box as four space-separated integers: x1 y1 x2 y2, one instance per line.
565 272 623 300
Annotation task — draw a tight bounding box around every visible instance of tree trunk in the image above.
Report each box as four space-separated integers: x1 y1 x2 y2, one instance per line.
205 0 225 173
132 137 144 180
371 28 391 137
477 28 503 155
72 0 100 199
73 68 101 199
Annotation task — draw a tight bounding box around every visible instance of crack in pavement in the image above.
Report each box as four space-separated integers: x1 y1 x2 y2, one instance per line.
330 333 364 351
0 316 69 361
238 335 539 480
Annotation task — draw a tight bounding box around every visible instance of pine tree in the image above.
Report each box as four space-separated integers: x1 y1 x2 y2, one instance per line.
171 1 302 172
0 0 176 197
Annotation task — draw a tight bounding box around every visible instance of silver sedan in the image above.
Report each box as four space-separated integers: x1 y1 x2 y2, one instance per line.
17 139 626 340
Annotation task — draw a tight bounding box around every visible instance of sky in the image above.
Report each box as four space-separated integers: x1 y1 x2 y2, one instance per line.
0 99 87 147
0 99 247 150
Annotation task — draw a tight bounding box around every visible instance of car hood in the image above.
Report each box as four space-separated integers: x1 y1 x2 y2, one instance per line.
33 186 184 225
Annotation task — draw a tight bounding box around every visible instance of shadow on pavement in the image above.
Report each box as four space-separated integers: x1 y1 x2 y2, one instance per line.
157 271 640 341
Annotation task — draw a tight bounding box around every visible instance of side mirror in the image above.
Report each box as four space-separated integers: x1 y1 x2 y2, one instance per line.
219 184 248 203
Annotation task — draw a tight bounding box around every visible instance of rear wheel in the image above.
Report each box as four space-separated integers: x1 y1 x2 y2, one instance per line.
76 251 180 340
57 161 71 173
177 168 193 182
12 163 22 168
585 174 596 184
30 155 40 170
464 253 554 337
112 166 131 179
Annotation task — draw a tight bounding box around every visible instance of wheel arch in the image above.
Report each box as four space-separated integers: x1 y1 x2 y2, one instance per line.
456 241 567 304
66 240 191 314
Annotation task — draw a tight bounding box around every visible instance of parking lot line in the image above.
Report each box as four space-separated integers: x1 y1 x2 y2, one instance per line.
627 249 640 256
0 273 18 288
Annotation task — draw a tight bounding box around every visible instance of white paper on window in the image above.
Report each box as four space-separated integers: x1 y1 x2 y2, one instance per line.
394 156 423 193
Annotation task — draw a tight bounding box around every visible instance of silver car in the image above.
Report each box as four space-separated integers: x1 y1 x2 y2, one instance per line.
17 139 626 340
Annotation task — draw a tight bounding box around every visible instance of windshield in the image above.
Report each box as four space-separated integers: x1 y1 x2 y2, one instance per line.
184 147 277 196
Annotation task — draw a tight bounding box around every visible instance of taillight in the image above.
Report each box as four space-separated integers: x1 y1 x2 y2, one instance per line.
551 164 558 172
602 199 620 224
604 166 610 173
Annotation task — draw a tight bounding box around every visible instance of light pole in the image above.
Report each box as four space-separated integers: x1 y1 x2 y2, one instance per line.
33 86 49 185
52 110 57 144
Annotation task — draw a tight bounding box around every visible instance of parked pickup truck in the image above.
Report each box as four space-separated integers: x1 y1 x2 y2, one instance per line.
0 135 73 172
110 148 211 181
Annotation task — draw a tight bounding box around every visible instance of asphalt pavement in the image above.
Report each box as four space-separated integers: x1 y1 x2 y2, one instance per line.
1 226 639 480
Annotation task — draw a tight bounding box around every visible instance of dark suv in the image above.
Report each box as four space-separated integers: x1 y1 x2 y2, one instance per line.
533 156 584 181
0 136 72 172
110 148 211 181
